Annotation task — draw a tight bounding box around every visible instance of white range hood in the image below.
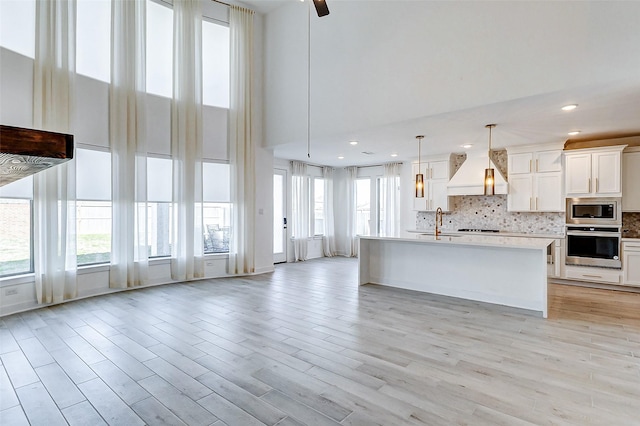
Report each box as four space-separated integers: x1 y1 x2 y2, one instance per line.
447 151 508 196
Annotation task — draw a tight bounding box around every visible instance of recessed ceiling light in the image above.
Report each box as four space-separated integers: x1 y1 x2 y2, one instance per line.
338 156 344 159
391 153 398 157
568 130 581 136
461 144 473 149
562 104 578 111
349 141 358 145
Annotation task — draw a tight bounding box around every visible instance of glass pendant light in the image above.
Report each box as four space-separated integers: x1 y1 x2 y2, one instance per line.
415 135 425 198
484 124 496 196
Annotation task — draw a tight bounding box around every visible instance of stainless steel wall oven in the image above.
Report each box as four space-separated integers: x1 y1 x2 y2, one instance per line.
566 226 621 269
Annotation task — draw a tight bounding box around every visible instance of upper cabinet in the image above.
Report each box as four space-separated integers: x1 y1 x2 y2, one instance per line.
564 145 626 197
623 147 640 212
411 154 452 212
506 143 564 212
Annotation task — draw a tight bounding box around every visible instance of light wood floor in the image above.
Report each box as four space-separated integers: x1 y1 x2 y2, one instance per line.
2 257 640 425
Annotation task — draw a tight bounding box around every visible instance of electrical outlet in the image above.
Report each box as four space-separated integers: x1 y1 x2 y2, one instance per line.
4 288 18 296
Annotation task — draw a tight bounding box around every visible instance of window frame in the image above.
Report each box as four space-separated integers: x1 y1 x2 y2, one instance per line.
0 198 34 278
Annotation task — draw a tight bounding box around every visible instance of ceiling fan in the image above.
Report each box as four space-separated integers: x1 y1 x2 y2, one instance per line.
312 0 330 17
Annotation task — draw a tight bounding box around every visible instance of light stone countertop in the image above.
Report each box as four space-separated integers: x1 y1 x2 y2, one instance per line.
406 229 565 239
362 234 555 250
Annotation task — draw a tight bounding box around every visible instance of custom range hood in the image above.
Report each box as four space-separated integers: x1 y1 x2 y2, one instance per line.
0 125 74 187
447 151 508 195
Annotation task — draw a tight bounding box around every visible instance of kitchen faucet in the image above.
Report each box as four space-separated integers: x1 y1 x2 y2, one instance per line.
435 207 443 236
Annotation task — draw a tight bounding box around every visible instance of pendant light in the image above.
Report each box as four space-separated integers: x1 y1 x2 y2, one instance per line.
415 135 425 198
484 124 496 195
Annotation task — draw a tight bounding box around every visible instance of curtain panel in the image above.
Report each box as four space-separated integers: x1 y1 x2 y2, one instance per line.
33 0 78 304
229 5 256 274
345 166 358 257
382 162 402 237
171 0 204 281
291 161 309 261
109 0 149 288
322 166 336 257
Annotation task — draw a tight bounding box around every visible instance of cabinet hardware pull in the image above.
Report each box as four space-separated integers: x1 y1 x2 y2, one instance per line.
596 178 599 192
536 159 539 172
530 197 533 210
535 197 538 210
529 159 532 173
588 178 591 193
583 274 602 279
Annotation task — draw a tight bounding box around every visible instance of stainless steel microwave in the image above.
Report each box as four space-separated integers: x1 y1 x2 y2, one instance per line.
566 197 622 226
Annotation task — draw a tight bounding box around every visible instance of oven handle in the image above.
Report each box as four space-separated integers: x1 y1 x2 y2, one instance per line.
567 231 621 238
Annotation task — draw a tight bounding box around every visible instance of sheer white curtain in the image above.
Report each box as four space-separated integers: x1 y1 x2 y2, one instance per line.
229 5 255 274
109 0 148 288
322 166 336 257
33 0 77 304
382 162 402 237
171 0 204 280
345 166 358 257
291 161 309 261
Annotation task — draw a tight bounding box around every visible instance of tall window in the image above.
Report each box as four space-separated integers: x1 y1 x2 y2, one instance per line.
356 178 371 235
76 0 111 82
146 0 173 97
0 0 35 58
202 20 230 108
76 148 112 265
313 178 324 235
0 177 33 277
147 156 173 257
203 162 231 253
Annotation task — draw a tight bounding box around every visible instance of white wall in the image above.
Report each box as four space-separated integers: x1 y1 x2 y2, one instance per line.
263 1 640 150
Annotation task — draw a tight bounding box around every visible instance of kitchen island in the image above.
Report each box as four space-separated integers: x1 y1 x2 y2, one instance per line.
359 234 554 317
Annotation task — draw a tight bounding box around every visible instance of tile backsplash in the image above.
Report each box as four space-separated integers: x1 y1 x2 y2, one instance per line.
623 213 640 238
416 195 566 235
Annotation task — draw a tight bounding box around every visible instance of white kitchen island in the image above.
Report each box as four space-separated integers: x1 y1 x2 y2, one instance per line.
359 234 554 317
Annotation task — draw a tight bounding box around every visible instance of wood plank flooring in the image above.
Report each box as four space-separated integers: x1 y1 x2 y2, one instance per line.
2 257 640 425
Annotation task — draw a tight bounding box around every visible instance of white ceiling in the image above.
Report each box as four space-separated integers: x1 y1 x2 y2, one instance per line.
250 0 640 167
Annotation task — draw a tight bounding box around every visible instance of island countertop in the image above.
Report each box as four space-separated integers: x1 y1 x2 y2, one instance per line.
362 234 555 250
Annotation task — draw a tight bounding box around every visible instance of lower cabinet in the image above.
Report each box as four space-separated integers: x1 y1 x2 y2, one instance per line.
565 266 621 284
623 241 640 286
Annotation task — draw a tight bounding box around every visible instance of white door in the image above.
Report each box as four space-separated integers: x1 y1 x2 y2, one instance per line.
273 169 287 263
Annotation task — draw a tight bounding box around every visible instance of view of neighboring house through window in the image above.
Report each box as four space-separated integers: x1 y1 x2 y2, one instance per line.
76 148 112 265
0 177 33 277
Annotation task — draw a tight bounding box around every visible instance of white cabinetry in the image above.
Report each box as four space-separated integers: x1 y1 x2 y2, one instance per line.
623 241 640 286
565 266 621 284
507 143 563 212
622 148 640 212
564 145 626 197
412 155 452 211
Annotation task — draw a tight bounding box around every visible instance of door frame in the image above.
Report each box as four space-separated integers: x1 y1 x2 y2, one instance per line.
273 168 288 264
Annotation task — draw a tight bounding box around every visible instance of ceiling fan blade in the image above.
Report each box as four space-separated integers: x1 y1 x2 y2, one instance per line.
312 0 330 17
